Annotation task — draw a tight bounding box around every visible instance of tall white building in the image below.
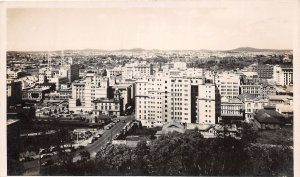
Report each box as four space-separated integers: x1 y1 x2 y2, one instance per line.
216 73 240 99
197 84 221 124
135 70 221 127
273 65 293 86
69 73 108 112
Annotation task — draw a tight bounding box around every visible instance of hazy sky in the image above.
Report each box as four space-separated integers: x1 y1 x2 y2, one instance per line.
7 0 295 51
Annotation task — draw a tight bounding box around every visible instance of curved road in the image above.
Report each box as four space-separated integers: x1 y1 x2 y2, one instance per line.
74 115 134 159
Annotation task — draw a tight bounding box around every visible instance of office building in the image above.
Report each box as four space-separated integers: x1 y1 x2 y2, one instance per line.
69 73 109 112
273 65 293 86
216 73 240 99
135 70 220 127
256 64 273 79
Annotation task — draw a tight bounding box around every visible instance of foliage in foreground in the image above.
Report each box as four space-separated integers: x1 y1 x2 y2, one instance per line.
41 129 293 176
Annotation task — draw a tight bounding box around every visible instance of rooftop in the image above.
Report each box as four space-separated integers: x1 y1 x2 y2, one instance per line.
254 109 285 124
237 93 257 101
268 95 293 100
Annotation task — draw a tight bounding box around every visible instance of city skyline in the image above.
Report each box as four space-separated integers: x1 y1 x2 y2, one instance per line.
7 0 295 51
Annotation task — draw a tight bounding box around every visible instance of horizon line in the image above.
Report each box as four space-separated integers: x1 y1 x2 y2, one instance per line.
7 47 293 52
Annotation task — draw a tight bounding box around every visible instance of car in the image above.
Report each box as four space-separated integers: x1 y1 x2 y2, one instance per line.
106 141 111 145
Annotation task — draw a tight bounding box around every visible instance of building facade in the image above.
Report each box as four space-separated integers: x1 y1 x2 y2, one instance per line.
135 70 221 127
69 73 109 112
273 65 293 86
216 73 240 99
256 64 273 79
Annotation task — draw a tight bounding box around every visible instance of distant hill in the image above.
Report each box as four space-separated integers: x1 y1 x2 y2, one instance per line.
229 47 292 52
116 48 146 52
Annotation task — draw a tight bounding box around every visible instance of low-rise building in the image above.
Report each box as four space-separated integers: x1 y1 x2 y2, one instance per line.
22 86 51 102
268 95 293 106
237 93 268 122
253 109 285 130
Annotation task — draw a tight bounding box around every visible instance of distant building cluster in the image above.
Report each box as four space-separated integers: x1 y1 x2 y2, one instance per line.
6 51 293 131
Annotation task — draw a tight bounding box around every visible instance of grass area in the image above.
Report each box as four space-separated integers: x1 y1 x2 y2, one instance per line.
256 126 293 146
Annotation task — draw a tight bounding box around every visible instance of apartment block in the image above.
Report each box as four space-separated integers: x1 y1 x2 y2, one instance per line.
135 70 220 127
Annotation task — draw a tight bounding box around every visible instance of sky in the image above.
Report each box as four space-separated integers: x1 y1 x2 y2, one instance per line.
6 0 296 51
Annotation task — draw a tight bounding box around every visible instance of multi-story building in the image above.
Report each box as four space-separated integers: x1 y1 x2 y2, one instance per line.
7 79 22 106
38 67 56 84
221 97 244 122
111 84 134 111
69 73 108 112
136 72 193 127
240 85 262 98
273 65 293 86
197 84 221 124
106 62 153 80
107 66 124 77
261 83 277 99
59 64 80 82
216 73 240 99
69 64 80 82
48 77 68 90
92 89 123 117
256 64 273 79
237 93 268 122
135 70 221 127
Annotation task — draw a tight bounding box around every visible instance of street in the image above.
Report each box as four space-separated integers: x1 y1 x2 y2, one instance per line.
22 115 135 175
74 115 134 159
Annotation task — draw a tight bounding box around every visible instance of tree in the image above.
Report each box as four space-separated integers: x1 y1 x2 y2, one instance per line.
96 145 134 175
132 141 150 175
79 151 90 162
240 122 258 144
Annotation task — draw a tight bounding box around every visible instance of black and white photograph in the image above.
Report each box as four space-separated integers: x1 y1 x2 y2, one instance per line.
2 0 299 176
